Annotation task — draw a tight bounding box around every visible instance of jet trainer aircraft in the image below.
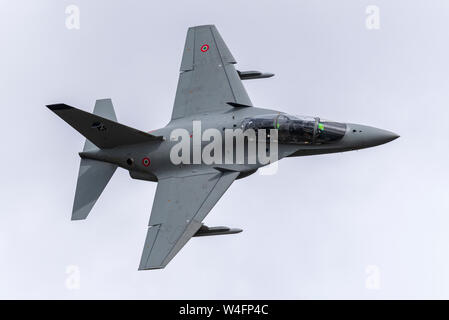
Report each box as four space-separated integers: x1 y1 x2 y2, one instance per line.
47 25 399 270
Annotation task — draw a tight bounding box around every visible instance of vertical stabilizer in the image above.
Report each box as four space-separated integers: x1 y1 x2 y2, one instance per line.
73 99 118 220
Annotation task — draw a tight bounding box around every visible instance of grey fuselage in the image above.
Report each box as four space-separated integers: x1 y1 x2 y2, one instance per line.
80 106 399 182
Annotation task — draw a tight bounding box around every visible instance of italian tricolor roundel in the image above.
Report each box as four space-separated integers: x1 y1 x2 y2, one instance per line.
200 44 209 52
142 157 151 167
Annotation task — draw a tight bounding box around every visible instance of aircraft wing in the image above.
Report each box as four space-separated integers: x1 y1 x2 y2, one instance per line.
171 25 252 120
139 171 240 270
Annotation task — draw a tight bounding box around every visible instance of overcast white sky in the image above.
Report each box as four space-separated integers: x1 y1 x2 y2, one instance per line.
0 0 448 299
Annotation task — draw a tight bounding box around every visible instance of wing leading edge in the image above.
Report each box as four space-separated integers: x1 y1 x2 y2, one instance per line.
171 25 252 120
139 171 240 270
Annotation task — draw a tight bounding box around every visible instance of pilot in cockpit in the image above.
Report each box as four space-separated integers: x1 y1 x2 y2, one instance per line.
240 114 347 145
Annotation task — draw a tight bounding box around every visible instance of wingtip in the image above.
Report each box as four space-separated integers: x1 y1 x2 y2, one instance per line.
138 265 165 271
95 98 112 103
71 216 87 221
189 24 215 30
46 103 73 111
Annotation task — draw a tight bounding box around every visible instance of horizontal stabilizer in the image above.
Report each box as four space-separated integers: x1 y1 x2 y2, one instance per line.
47 104 163 149
237 70 274 80
193 224 242 237
72 159 117 220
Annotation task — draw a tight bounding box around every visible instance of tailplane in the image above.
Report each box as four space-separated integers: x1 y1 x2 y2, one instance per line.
47 99 160 220
72 158 116 220
47 100 162 149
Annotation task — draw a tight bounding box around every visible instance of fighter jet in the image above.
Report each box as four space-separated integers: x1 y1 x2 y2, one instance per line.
47 25 399 270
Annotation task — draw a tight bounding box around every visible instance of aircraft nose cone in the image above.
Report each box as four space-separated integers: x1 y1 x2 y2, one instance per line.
380 130 400 143
368 127 400 145
345 124 399 149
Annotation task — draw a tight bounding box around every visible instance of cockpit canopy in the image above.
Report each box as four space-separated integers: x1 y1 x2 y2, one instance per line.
240 114 346 144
